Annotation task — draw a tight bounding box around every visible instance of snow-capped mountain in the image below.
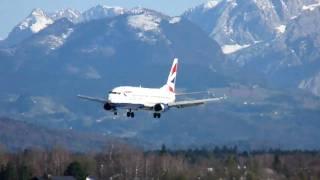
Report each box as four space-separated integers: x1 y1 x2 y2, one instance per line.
3 6 125 47
2 5 147 47
1 7 224 78
4 8 54 46
226 0 320 87
19 8 53 34
18 18 75 52
50 8 82 23
184 0 280 48
183 0 319 52
183 0 320 96
81 5 126 21
3 8 80 47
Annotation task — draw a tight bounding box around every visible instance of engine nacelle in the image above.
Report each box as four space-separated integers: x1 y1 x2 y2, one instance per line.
103 103 112 111
153 103 169 112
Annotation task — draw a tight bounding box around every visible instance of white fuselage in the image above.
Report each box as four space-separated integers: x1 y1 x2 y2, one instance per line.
108 86 175 108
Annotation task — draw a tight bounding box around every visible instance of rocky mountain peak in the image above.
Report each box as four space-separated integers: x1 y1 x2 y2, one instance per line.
81 5 127 21
50 8 82 23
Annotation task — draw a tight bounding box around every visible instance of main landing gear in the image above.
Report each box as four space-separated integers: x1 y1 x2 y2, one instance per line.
127 110 134 118
153 113 161 119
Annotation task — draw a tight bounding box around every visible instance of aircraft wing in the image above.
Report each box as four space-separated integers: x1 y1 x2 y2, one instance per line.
168 97 224 108
77 94 106 103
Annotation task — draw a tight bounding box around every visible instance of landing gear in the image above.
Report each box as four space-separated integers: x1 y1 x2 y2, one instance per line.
127 110 134 118
153 113 161 118
114 111 118 115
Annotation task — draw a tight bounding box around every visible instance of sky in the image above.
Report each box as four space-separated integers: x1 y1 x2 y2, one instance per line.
0 0 208 39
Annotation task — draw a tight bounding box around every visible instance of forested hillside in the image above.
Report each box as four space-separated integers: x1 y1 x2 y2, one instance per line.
0 143 319 180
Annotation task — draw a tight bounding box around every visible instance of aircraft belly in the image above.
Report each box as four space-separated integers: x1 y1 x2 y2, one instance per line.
110 93 173 111
113 103 145 110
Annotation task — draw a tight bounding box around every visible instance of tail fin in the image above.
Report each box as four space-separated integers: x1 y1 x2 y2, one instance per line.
162 58 178 93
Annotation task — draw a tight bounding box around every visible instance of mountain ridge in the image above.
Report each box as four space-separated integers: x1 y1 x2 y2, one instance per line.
1 3 320 150
0 117 112 152
184 0 320 96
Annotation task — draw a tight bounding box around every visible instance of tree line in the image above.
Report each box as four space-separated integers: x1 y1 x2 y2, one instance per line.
0 143 320 180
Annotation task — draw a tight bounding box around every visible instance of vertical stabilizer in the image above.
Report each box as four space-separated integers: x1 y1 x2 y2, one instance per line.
162 58 178 93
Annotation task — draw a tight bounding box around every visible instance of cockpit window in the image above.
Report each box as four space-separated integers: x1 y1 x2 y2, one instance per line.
109 91 121 95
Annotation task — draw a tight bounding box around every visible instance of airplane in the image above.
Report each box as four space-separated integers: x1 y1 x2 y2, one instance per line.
78 58 225 118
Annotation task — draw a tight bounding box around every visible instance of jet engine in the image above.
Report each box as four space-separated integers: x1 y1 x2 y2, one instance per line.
154 103 169 112
103 103 112 111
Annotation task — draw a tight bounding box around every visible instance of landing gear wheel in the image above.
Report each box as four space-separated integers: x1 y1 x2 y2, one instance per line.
153 113 161 118
114 112 117 115
127 111 135 118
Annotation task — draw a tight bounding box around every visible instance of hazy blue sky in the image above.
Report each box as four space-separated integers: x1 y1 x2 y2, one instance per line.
0 0 207 39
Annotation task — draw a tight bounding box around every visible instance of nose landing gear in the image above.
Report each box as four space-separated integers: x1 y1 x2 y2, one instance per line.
153 113 161 118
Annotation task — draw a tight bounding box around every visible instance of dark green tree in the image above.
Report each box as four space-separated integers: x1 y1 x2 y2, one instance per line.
272 154 282 172
2 162 18 180
64 161 88 180
18 164 32 180
173 174 187 180
160 144 167 155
